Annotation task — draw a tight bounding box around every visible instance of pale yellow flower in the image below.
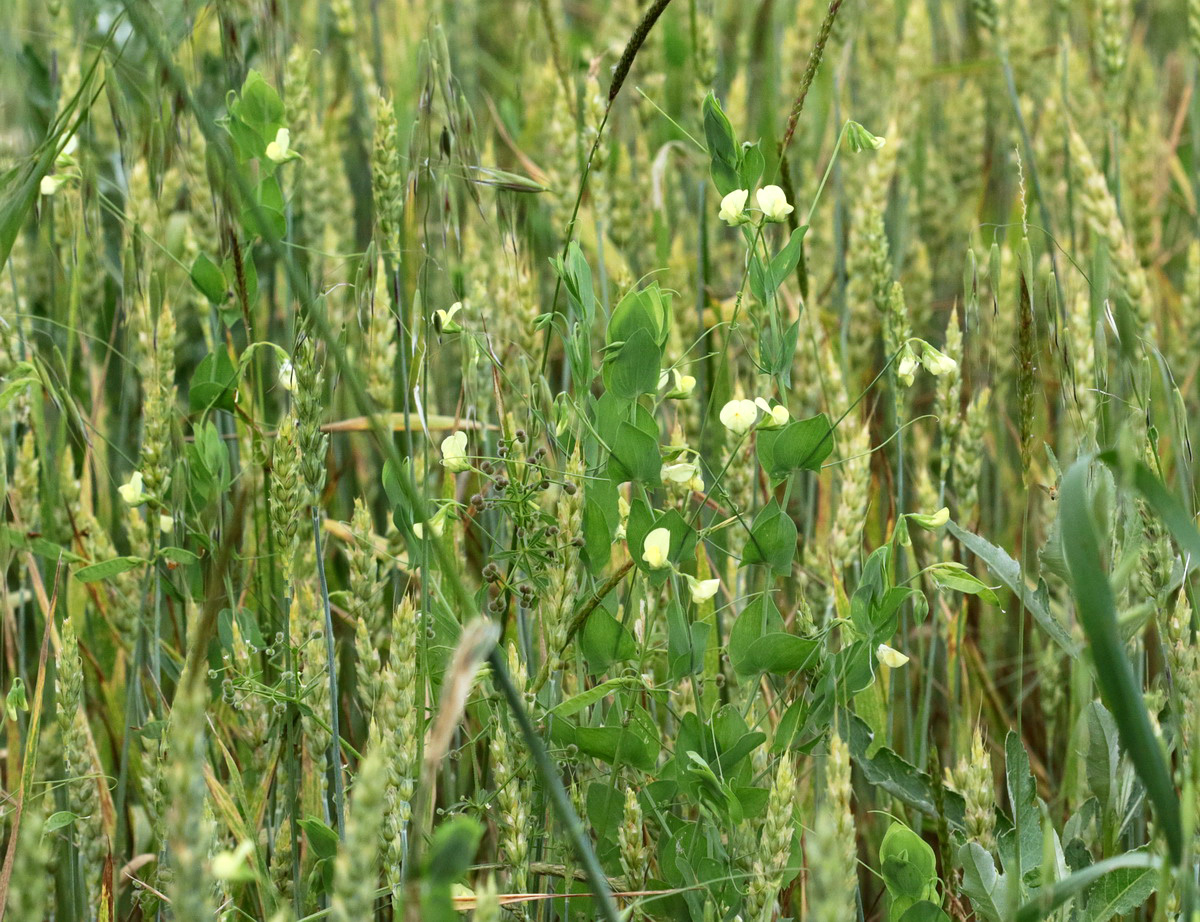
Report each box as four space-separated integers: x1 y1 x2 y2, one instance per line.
719 188 750 226
909 507 950 530
118 472 149 506
265 127 292 163
896 345 919 387
876 643 910 668
754 398 789 428
440 431 471 473
756 185 794 222
720 399 758 435
435 301 464 333
687 575 720 603
642 527 671 569
39 174 66 196
278 359 296 392
922 343 958 376
659 368 697 399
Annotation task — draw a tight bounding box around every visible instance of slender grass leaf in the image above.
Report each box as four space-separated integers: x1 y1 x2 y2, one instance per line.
1060 458 1182 862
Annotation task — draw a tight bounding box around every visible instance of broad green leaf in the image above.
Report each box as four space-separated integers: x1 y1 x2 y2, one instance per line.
190 253 228 304
1 526 83 563
604 326 661 399
842 713 966 829
1081 700 1119 810
702 92 740 195
298 816 339 860
607 420 660 486
1001 732 1041 879
756 414 834 480
741 633 818 675
729 595 784 675
741 499 797 574
898 903 950 922
159 546 200 565
1084 859 1157 922
879 821 938 905
959 843 1013 922
770 225 808 289
189 349 239 414
737 141 765 191
425 815 483 884
580 608 637 671
1012 851 1158 922
236 70 284 136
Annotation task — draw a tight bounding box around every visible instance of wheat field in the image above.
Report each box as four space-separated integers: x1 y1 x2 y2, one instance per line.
2 0 1200 920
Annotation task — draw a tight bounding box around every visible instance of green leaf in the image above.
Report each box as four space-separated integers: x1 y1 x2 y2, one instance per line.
603 326 662 399
298 816 339 860
898 902 950 922
45 810 81 833
608 420 660 486
737 141 765 190
580 608 637 671
1083 859 1157 922
582 496 615 573
561 241 595 320
748 253 769 303
879 822 938 902
237 70 284 135
159 546 200 565
572 725 659 772
666 599 708 679
6 677 28 720
1001 732 1041 879
190 253 228 304
189 349 239 414
926 562 1000 605
959 843 1013 922
946 520 1078 657
75 556 147 582
770 225 808 289
1011 851 1158 922
607 284 670 348
425 815 483 884
1081 700 1119 809
756 414 834 480
546 677 643 720
729 595 783 675
1060 458 1182 863
842 713 966 829
0 526 83 563
702 92 740 195
741 634 818 675
221 254 258 316
741 499 797 574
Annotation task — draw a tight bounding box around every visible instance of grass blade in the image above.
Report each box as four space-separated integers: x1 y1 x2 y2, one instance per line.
1060 457 1182 863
